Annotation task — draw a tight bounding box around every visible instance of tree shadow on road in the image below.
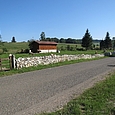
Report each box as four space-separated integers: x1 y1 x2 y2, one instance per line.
107 64 115 67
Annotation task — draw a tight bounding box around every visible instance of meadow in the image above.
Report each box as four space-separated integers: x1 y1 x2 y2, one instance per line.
0 42 102 58
0 42 29 55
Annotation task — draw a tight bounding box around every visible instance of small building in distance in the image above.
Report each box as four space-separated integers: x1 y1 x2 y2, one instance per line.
30 40 58 53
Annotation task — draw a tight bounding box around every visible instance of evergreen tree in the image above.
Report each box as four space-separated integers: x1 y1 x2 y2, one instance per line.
104 32 112 49
100 40 105 50
11 36 16 42
40 32 45 41
82 29 93 50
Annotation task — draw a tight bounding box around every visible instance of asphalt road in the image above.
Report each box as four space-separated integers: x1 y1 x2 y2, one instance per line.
0 57 115 115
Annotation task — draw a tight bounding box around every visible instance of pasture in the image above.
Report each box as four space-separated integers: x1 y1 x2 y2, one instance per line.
0 42 29 54
0 42 102 58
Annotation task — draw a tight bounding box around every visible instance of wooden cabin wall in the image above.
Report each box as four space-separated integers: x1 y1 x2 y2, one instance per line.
39 44 57 50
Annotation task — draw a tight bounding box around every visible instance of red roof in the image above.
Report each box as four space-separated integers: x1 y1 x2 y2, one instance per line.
35 41 58 45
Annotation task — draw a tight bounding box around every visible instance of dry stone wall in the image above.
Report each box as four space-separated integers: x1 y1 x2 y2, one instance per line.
16 54 104 69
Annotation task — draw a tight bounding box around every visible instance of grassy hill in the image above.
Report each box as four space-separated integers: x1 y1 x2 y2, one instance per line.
0 42 29 53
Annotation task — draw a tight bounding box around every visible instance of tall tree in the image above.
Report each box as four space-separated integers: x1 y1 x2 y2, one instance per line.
100 40 105 50
11 36 16 42
82 29 93 50
104 32 112 49
40 32 45 41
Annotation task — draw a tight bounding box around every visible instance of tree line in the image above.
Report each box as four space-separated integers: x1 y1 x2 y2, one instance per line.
40 29 113 50
0 29 113 52
40 32 81 44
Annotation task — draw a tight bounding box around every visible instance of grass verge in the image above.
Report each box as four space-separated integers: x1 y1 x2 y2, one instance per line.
39 72 115 115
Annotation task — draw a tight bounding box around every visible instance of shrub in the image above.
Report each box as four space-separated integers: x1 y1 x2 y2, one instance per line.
24 49 29 53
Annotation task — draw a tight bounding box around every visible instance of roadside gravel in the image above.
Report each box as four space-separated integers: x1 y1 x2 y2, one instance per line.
0 57 115 115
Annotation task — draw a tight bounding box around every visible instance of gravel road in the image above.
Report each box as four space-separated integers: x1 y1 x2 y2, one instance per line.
0 57 115 115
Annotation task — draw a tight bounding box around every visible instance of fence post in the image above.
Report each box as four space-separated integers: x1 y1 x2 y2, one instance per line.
9 54 15 69
13 55 16 69
9 54 12 69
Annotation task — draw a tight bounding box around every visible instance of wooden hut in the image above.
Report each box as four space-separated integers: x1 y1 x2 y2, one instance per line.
30 41 58 53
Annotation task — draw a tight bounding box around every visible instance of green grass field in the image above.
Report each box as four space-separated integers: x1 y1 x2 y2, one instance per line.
0 42 100 53
0 42 82 54
0 42 103 58
0 42 29 54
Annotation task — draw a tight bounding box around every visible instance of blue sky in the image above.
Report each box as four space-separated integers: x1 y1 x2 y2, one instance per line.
0 0 115 42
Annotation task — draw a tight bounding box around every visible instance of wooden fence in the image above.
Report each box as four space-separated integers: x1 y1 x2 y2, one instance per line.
0 55 15 71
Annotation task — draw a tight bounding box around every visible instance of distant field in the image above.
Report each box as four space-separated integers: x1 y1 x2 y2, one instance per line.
0 42 82 54
0 42 100 53
0 42 29 53
57 43 82 48
0 42 102 58
0 42 81 52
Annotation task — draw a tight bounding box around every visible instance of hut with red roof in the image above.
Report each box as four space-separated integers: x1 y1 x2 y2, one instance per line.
30 41 58 53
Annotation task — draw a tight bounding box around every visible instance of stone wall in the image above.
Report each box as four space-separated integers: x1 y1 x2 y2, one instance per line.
16 54 104 69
